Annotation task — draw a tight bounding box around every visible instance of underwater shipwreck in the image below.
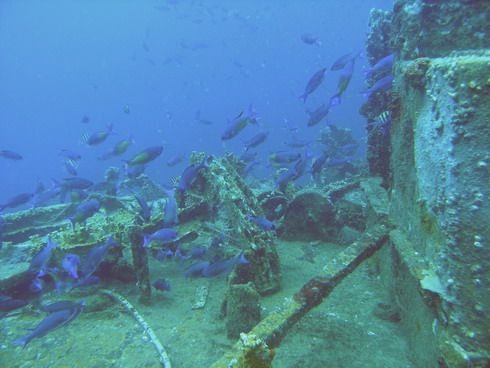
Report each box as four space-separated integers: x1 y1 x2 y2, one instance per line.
1 1 489 367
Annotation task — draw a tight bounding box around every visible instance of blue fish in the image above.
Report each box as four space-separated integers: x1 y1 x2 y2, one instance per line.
57 177 94 190
58 149 81 161
68 199 101 231
28 238 59 276
301 33 320 47
299 68 327 103
87 181 118 196
178 157 210 192
80 236 118 278
239 151 258 163
154 249 173 262
163 188 178 227
331 49 362 71
292 152 315 181
40 300 84 313
131 195 152 223
326 156 352 167
242 131 269 151
247 213 275 230
221 105 258 140
112 135 136 156
309 153 329 177
29 278 44 292
184 261 211 279
123 146 163 167
0 150 23 160
269 151 301 164
0 297 27 317
284 137 312 148
275 167 298 190
69 189 89 202
243 160 260 177
81 124 116 146
13 300 85 349
330 60 356 106
0 192 35 212
360 74 394 99
201 251 249 278
166 153 186 167
364 54 394 79
69 275 101 292
153 279 171 292
142 228 178 248
33 187 63 208
307 103 330 127
62 254 80 279
176 243 206 264
125 163 146 179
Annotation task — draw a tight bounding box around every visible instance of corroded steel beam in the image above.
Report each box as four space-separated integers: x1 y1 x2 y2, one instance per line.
211 222 391 368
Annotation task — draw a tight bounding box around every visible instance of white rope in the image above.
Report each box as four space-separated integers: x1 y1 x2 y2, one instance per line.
100 289 171 368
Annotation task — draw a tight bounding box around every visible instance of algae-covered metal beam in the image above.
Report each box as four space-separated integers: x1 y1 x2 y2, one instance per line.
127 225 151 304
211 222 391 368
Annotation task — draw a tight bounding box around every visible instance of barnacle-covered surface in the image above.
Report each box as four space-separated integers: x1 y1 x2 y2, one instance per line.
375 0 490 366
392 0 490 60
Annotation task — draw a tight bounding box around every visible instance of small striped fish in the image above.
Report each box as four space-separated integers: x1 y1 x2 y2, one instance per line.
368 111 392 135
80 132 90 144
374 111 391 126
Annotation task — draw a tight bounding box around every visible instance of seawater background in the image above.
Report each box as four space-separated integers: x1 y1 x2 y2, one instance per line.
1 0 391 205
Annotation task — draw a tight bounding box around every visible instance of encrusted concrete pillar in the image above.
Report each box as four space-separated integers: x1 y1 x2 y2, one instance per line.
364 1 490 367
226 282 261 339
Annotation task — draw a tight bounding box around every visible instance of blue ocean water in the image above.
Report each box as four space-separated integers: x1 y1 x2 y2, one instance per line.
0 0 392 205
